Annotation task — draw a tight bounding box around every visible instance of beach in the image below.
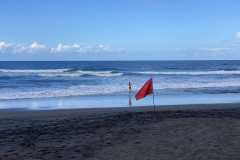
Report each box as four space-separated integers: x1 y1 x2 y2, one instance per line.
1 104 240 160
2 0 240 158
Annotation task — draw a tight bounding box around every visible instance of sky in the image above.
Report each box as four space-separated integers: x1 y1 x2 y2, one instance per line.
0 0 240 60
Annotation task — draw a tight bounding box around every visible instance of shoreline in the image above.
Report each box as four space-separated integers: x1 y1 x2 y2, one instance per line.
1 103 240 119
1 93 240 111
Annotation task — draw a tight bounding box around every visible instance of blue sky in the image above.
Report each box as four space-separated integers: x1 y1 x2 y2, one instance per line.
0 0 240 60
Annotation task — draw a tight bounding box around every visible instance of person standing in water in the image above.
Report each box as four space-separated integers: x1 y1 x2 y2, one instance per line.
129 82 132 106
129 82 132 91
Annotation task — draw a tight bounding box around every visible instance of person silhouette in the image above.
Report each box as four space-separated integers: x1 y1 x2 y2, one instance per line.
129 82 132 91
129 82 132 106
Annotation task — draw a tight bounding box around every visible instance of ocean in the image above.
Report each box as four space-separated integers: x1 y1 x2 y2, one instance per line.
1 61 240 110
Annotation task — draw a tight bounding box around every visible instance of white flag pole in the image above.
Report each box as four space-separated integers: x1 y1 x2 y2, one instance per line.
152 78 155 111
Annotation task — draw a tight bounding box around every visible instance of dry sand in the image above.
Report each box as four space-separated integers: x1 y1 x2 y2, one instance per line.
1 104 240 160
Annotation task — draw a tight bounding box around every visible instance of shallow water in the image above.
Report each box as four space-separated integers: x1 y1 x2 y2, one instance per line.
1 93 240 110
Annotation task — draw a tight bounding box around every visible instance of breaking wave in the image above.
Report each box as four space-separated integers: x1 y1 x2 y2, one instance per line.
0 69 123 77
0 84 128 100
2 80 240 100
38 71 123 77
0 68 70 73
136 70 240 75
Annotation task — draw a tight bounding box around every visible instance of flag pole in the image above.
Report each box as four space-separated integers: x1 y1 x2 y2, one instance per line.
153 93 155 111
152 78 155 111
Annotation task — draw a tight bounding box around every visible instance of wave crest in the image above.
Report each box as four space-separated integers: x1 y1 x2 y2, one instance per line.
2 80 240 100
0 68 70 73
0 68 123 77
135 70 240 75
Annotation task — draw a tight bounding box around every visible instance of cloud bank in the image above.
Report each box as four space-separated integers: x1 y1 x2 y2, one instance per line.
224 32 240 42
0 41 125 54
194 32 240 55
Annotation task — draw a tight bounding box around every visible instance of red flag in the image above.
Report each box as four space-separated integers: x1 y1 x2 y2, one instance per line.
135 78 153 100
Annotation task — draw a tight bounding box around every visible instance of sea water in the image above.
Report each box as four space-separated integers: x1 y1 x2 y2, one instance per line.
1 61 240 110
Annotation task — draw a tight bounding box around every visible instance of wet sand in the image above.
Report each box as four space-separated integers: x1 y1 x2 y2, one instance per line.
1 104 240 160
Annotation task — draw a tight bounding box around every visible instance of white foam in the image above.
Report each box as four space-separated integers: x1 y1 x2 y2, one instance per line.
76 70 123 77
0 84 128 100
38 71 123 77
38 73 85 77
136 70 240 75
0 68 70 73
153 81 240 90
0 69 123 77
2 80 240 100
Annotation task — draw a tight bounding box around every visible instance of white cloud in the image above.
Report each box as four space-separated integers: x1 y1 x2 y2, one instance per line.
224 32 240 42
0 41 14 49
16 42 47 53
198 47 231 52
31 42 46 49
50 43 124 53
0 41 46 54
195 32 240 54
235 32 240 40
0 41 125 54
50 44 85 53
194 44 240 56
0 41 16 53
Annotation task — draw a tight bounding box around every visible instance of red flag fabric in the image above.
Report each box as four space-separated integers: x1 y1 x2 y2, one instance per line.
135 78 153 100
